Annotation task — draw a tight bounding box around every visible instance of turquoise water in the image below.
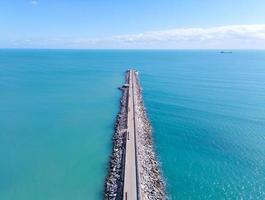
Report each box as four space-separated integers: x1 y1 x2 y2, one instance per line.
1 50 265 199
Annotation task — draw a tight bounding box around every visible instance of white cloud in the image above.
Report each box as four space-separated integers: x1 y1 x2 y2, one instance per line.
30 0 38 5
114 24 265 42
3 24 265 49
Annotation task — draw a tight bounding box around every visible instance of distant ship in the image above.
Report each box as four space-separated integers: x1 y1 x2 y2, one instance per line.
220 51 232 54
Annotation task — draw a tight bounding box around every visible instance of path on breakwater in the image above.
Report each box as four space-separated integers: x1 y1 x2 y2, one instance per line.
123 70 139 199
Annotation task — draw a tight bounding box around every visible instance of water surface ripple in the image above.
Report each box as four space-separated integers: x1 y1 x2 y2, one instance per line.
1 50 265 199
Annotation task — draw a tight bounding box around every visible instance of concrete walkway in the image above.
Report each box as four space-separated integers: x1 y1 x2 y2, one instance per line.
123 70 139 200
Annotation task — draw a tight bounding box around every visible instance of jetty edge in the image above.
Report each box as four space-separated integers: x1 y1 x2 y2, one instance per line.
104 69 165 200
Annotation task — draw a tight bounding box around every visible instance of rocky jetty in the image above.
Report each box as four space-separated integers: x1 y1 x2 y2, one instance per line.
133 72 166 200
104 72 129 200
104 70 165 199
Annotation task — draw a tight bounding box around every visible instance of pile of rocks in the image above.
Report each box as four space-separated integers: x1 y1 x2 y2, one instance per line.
134 73 166 200
104 73 129 200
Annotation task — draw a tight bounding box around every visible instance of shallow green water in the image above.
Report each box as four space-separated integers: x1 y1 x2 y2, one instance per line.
1 50 265 199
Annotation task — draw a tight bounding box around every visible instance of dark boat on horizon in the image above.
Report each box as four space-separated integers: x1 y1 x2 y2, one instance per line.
220 51 233 53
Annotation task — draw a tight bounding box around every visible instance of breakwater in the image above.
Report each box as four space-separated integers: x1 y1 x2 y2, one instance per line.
133 72 165 199
104 70 165 199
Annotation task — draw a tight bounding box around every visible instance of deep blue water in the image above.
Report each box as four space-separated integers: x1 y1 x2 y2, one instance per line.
1 50 265 199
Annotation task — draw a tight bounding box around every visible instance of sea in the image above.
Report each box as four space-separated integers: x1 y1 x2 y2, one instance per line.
1 49 265 199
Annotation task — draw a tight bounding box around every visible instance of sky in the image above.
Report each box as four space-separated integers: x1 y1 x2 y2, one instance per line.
0 0 265 49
